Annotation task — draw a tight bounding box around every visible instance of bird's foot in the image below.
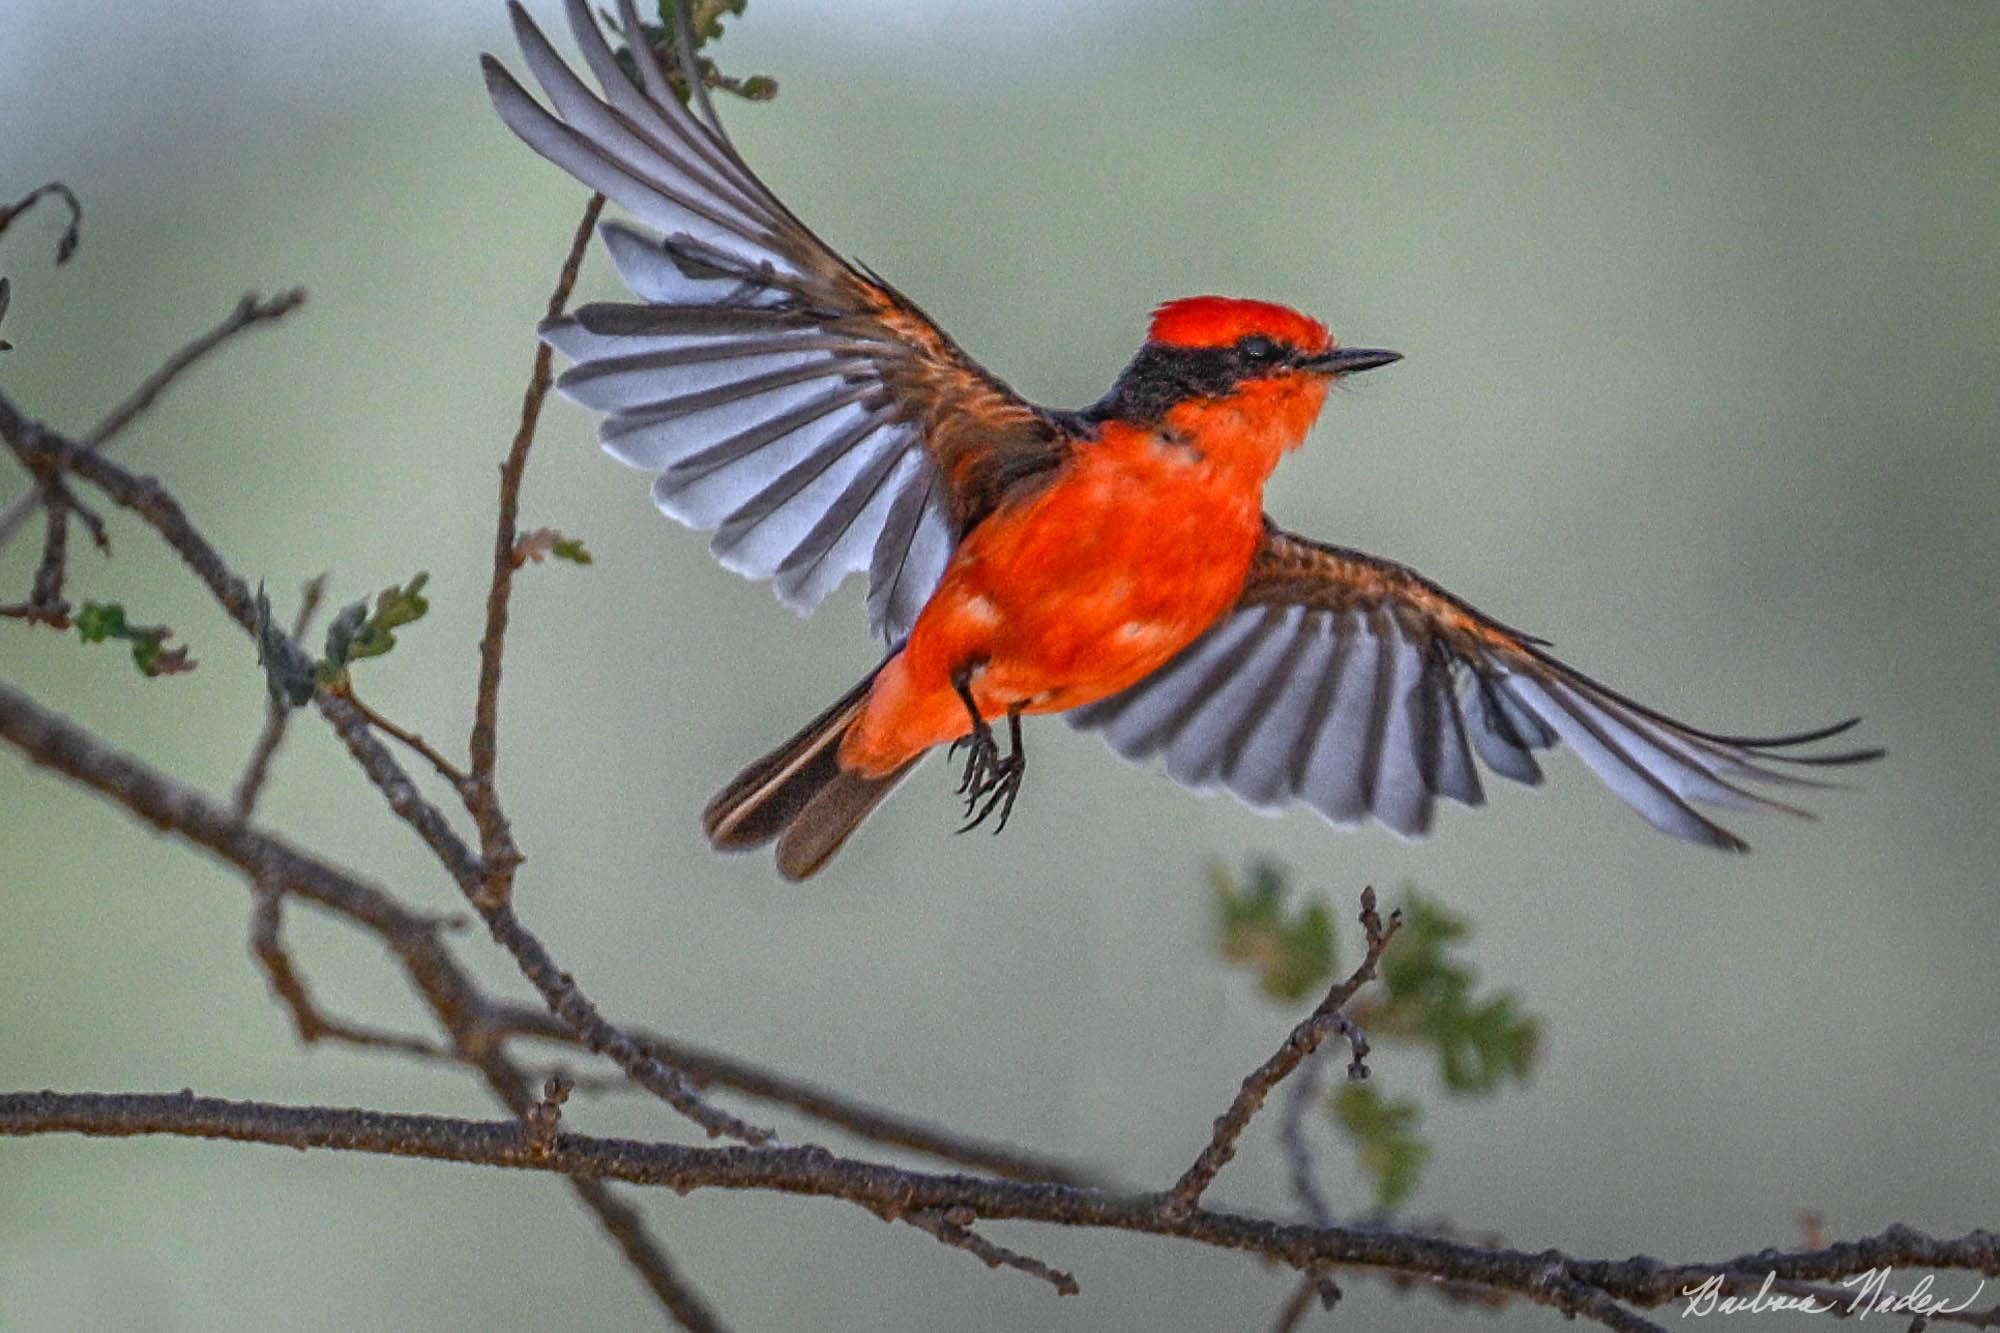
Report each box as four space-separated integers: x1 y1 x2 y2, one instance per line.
954 707 1026 835
948 719 998 796
946 670 1027 835
958 749 1025 834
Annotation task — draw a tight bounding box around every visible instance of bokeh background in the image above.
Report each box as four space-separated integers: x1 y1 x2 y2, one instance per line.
3 2 1995 1329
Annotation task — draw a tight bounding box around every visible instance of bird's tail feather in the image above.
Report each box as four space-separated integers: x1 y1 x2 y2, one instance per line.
702 669 918 881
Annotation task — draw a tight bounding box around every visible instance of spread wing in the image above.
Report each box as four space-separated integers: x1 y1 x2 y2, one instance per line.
482 0 1062 641
1069 524 1881 849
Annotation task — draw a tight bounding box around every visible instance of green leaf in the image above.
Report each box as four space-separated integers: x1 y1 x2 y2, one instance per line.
661 0 748 45
1330 1081 1432 1212
342 572 429 663
74 601 129 643
551 536 593 565
1211 859 1337 1004
620 3 775 105
1372 891 1541 1095
75 600 194 679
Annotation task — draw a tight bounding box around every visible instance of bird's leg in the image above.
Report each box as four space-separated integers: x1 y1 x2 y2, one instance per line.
945 668 997 796
959 704 1027 836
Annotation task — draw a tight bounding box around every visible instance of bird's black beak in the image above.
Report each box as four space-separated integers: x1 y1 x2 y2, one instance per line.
1305 346 1402 376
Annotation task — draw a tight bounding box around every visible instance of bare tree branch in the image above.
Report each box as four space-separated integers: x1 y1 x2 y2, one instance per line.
1 388 769 1149
85 290 308 451
0 670 725 1322
1165 888 1401 1218
0 677 1087 1179
0 289 303 551
328 681 473 793
0 181 83 262
6 1089 1996 1330
485 1001 1099 1187
467 191 605 907
906 1206 1080 1296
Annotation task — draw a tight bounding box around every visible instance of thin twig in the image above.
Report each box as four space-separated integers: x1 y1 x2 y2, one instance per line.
247 889 442 1057
468 1043 727 1331
8 404 764 1150
28 482 69 615
237 579 418 1057
1271 1273 1323 1333
330 682 473 792
1278 1049 1333 1228
85 290 307 449
1163 888 1401 1218
0 255 723 1324
906 1206 1080 1296
0 602 67 622
0 181 83 261
1272 1050 1341 1323
7 684 1999 1327
1 671 1078 1185
467 191 604 906
0 289 305 552
0 392 294 656
480 898 776 1145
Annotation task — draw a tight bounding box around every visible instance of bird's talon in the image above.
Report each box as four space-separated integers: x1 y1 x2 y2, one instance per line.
953 724 997 796
958 751 1024 835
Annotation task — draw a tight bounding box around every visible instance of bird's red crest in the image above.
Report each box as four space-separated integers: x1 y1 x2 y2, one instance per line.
1148 296 1331 355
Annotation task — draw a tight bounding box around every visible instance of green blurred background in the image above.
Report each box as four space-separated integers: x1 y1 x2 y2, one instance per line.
3 1 1995 1328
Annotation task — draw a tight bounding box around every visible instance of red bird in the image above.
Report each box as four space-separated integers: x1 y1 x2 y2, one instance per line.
485 2 1878 879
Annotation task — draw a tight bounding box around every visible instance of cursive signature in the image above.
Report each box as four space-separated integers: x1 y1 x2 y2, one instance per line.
1679 1268 1987 1320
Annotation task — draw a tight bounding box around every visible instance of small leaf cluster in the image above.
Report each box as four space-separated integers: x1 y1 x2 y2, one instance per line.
514 527 593 567
619 3 778 104
1212 859 1334 1004
1208 861 1542 1213
1328 1082 1431 1212
1372 893 1540 1094
74 601 194 677
319 573 429 685
255 573 430 707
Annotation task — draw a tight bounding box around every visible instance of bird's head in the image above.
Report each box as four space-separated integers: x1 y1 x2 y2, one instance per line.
1093 297 1400 452
1147 296 1402 386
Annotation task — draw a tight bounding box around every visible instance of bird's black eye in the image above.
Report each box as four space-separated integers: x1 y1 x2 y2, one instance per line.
1237 334 1285 367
